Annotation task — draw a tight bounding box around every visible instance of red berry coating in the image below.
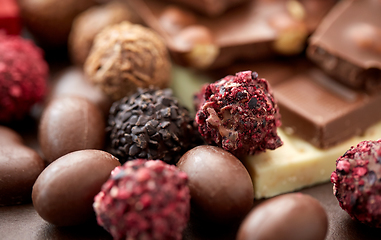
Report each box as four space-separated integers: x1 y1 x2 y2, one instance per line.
93 159 190 240
0 34 48 122
331 139 381 228
195 71 282 157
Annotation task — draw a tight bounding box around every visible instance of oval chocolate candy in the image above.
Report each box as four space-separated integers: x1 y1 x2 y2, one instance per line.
177 145 254 223
32 149 120 226
38 96 105 163
236 193 328 240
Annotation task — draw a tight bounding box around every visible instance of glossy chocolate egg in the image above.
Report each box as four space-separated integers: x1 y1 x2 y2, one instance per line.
32 150 120 226
177 145 254 222
38 96 105 163
236 193 328 240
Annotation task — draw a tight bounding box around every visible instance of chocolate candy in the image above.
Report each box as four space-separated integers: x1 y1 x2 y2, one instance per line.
49 67 112 116
308 0 381 92
236 193 328 240
84 21 171 101
177 145 254 222
39 96 105 163
32 150 120 226
273 69 381 148
331 140 381 228
0 127 45 206
69 1 141 66
107 87 201 164
195 71 282 157
129 0 336 69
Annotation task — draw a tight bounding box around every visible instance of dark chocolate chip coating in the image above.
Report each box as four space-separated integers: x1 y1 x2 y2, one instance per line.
32 150 120 226
39 96 105 163
237 193 328 240
177 145 254 222
0 128 45 206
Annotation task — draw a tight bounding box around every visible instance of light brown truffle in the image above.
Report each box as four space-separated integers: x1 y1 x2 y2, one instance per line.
18 0 97 47
84 22 171 100
69 1 141 66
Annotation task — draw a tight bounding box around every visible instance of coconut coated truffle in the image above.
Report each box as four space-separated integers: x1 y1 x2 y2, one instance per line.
93 159 190 240
0 34 48 122
331 139 381 228
195 71 282 157
84 21 171 100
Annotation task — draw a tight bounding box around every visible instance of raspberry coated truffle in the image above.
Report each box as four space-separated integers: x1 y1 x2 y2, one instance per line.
93 159 190 240
107 87 201 164
195 71 282 157
0 34 48 122
331 139 381 227
84 21 171 100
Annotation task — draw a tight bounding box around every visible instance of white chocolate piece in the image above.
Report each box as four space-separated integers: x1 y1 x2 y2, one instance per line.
244 121 381 199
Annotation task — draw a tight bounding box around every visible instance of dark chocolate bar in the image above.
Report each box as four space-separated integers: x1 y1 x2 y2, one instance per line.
273 69 381 148
307 0 381 92
163 0 249 17
129 0 336 69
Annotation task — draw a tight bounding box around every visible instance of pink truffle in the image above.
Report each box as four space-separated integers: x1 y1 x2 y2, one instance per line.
195 71 282 157
93 159 190 240
0 34 48 122
331 139 381 228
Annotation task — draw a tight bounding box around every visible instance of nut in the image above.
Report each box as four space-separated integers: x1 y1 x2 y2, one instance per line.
173 25 219 69
159 6 196 35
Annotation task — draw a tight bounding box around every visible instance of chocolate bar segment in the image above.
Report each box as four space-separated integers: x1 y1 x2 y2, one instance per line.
273 69 381 148
129 0 336 69
164 0 250 17
307 0 381 92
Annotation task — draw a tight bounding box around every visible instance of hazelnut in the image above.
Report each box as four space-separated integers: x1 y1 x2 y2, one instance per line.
173 25 219 69
159 6 196 35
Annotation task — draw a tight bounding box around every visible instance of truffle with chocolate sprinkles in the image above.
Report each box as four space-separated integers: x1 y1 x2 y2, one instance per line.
331 139 381 228
107 87 201 164
195 71 282 157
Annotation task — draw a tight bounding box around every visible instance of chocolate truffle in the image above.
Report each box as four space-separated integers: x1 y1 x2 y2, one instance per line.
48 67 112 116
0 127 45 206
236 193 328 240
177 145 254 223
0 34 48 122
39 96 105 163
18 0 97 47
69 1 141 66
195 71 282 157
94 159 190 240
331 139 381 228
84 21 171 100
107 87 201 164
32 150 120 226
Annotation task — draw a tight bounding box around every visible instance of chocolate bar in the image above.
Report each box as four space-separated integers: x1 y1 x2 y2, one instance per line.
0 0 21 35
129 0 336 69
307 0 381 92
163 0 249 17
273 69 381 148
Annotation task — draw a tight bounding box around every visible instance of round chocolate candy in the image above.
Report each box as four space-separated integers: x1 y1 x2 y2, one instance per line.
38 96 105 163
236 193 328 240
177 145 254 222
32 150 120 226
0 127 45 206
